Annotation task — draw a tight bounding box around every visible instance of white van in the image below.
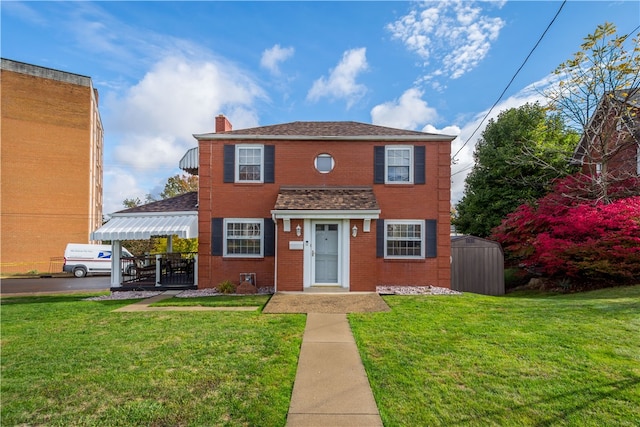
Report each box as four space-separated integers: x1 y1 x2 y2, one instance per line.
63 244 135 278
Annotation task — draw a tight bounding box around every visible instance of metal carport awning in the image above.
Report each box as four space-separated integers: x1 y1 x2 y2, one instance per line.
90 212 198 241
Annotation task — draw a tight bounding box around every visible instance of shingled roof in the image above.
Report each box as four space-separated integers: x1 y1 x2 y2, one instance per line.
115 192 198 214
194 121 457 140
274 187 379 211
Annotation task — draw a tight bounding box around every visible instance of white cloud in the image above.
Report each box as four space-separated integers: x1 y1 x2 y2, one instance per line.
103 168 146 215
422 124 461 137
260 44 295 75
108 55 265 172
307 47 369 108
102 55 265 213
387 1 504 82
371 87 439 130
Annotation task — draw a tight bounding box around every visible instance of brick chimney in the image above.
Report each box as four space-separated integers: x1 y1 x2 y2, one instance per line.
215 114 232 133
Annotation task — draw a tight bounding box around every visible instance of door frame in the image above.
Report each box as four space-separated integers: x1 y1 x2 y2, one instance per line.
303 219 351 289
311 221 341 286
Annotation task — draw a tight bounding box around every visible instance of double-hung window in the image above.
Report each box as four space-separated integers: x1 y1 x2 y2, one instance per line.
224 219 263 257
374 145 424 185
224 144 274 184
386 146 413 184
385 220 424 258
236 145 263 183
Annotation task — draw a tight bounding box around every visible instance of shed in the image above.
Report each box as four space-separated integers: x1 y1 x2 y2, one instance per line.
451 235 504 296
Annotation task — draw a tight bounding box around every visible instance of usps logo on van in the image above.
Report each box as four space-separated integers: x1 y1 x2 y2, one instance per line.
97 251 112 259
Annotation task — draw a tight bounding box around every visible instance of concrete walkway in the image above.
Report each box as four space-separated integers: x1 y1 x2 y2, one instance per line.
114 291 385 425
286 313 383 426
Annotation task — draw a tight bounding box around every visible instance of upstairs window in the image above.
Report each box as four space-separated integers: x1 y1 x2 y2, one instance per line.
237 145 263 182
315 153 335 173
224 144 275 184
386 146 413 183
374 145 425 185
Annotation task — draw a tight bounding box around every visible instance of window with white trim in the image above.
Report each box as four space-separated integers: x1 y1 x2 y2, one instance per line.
386 146 413 183
236 145 263 182
224 219 263 257
385 220 424 258
315 153 334 173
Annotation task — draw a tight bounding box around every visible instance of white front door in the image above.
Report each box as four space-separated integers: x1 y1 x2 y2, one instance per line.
313 223 339 284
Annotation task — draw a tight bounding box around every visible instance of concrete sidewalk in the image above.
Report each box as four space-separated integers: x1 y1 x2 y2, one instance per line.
286 313 383 426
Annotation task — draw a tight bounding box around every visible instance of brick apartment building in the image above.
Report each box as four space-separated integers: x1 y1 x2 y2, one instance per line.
194 115 455 291
1 59 103 274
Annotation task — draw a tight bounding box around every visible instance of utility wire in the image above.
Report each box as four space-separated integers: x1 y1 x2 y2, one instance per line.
451 0 567 164
452 18 639 180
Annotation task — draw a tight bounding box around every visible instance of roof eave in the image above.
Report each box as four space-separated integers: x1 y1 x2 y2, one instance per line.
110 211 198 218
271 209 381 220
193 133 457 142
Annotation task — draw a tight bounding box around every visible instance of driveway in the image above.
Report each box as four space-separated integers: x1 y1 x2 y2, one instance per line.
0 276 110 295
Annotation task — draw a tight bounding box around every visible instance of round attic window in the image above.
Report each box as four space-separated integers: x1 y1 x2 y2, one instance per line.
315 154 334 173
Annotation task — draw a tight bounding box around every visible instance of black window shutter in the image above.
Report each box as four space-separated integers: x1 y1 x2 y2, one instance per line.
414 145 425 184
264 218 275 257
426 219 437 258
264 145 275 183
223 145 235 183
211 218 224 256
374 146 385 184
376 219 385 257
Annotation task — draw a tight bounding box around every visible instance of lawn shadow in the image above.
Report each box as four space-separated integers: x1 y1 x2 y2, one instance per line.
503 284 640 301
448 376 640 426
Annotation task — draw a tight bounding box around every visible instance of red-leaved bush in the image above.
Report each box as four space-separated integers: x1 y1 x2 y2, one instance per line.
491 175 640 280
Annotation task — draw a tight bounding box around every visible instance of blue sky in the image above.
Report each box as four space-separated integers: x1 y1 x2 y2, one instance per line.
3 1 639 215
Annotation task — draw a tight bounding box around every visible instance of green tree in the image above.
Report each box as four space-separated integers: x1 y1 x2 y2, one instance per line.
454 103 578 237
544 22 639 203
122 194 156 209
160 174 199 199
122 175 198 209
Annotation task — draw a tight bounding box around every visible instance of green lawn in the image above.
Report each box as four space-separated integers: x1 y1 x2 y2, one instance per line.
2 287 639 426
349 286 640 426
1 294 305 426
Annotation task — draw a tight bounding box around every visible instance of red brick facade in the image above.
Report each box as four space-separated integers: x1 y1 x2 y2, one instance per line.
195 119 453 291
572 90 640 179
1 59 103 274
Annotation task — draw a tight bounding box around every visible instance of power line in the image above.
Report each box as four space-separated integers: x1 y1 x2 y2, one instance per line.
452 19 640 177
451 0 567 163
451 164 475 177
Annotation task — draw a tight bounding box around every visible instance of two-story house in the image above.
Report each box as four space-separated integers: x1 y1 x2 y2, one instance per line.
571 88 640 179
194 115 455 292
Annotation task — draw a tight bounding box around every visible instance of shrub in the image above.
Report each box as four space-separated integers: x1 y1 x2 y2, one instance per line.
492 176 640 281
217 280 236 294
504 267 531 289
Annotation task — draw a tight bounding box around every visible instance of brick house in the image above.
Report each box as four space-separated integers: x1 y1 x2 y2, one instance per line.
192 115 455 292
571 89 640 178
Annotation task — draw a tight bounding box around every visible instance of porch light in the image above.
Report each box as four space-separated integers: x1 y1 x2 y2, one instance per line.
352 225 358 237
296 224 302 237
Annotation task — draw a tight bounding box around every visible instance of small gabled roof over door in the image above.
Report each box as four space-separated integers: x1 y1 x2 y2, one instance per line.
271 187 381 223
